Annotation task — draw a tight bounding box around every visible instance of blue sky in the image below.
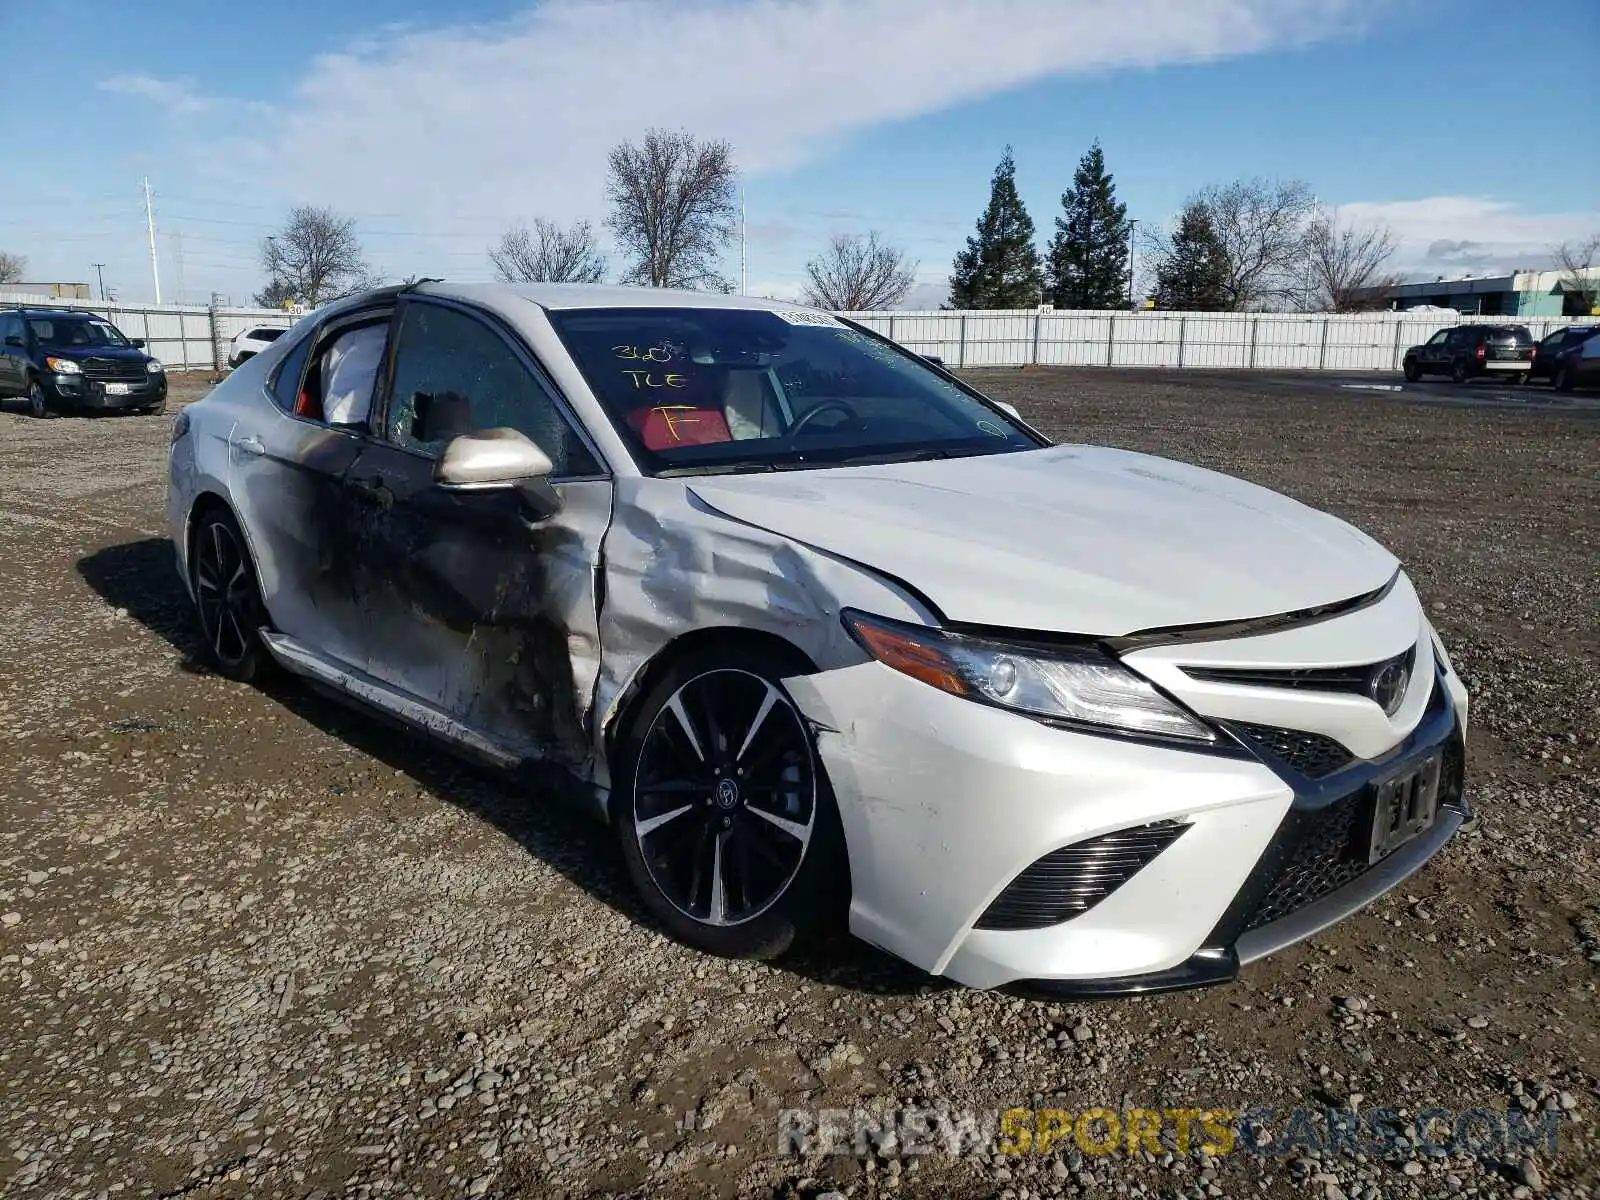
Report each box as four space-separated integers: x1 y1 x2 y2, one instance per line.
3 0 1595 307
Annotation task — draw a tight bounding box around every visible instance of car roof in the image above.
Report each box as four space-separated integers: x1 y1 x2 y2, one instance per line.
410 281 828 316
12 307 94 318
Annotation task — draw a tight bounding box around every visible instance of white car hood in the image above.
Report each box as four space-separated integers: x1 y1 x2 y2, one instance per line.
685 445 1398 637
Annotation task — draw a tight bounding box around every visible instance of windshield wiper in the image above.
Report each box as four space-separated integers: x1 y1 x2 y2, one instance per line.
656 460 781 477
836 448 954 466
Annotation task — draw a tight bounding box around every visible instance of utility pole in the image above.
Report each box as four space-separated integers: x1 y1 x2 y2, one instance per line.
739 187 747 297
1126 218 1139 309
91 263 107 301
142 177 162 304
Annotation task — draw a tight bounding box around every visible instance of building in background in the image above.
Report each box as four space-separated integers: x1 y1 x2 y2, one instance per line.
1357 268 1600 317
0 281 92 301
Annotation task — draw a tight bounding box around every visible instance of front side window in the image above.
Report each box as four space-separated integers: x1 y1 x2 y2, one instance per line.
27 317 129 347
550 307 1040 474
383 301 598 475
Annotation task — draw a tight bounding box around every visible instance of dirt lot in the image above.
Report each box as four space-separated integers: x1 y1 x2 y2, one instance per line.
2 369 1597 1200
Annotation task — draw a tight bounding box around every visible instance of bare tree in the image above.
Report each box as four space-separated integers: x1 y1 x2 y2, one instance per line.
0 250 25 284
1305 210 1402 311
1190 178 1317 310
801 232 917 311
1551 233 1600 315
489 219 607 284
605 129 737 289
256 206 374 308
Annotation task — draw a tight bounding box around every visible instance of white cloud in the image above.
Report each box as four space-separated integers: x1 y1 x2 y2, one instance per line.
98 74 212 116
1335 196 1600 280
197 0 1364 228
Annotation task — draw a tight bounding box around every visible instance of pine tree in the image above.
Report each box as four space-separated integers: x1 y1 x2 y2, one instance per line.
947 147 1043 309
1154 203 1229 311
1047 141 1131 310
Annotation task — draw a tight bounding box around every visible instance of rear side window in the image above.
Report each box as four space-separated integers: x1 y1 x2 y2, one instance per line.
255 327 287 343
269 329 314 413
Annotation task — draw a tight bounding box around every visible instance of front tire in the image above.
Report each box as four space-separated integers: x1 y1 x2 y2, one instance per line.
1402 358 1421 382
189 507 273 682
27 379 52 418
614 645 845 960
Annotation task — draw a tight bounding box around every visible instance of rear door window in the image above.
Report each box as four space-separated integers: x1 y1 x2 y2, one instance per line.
269 330 315 413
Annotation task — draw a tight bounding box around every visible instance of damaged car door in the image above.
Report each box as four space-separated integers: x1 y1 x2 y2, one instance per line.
340 296 613 771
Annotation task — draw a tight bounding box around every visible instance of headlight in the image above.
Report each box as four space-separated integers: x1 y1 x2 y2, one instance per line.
45 357 82 374
146 360 164 374
842 610 1217 744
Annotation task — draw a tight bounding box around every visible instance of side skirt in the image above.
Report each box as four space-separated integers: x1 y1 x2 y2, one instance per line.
259 630 526 770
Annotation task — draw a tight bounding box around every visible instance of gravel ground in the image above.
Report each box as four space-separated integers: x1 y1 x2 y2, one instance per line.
1 369 1596 1200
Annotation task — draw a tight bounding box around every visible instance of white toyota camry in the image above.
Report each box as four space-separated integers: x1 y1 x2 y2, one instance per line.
167 283 1469 996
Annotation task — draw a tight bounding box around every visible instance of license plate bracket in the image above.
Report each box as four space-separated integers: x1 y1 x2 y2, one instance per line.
1368 752 1442 863
103 382 131 395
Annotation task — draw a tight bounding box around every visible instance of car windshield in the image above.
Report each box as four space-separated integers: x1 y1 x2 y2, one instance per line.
253 328 286 342
27 317 130 348
549 307 1041 474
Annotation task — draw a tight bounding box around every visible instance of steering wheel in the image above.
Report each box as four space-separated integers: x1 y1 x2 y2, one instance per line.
785 399 860 441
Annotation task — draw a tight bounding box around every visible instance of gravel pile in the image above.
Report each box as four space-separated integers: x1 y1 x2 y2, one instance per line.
1 371 1595 1199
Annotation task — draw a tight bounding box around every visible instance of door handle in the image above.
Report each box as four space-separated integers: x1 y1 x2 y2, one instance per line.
236 435 265 456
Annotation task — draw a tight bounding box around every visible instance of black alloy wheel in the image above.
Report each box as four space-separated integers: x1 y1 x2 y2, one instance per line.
190 509 272 682
616 649 843 959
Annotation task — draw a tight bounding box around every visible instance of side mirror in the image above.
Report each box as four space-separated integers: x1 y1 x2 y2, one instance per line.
130 338 146 349
435 428 560 519
993 400 1023 420
922 354 946 368
3 336 22 348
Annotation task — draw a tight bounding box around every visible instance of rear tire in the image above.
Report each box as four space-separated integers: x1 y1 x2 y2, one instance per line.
1402 359 1421 382
27 379 52 419
189 507 274 683
614 643 846 960
142 397 168 416
1450 357 1470 384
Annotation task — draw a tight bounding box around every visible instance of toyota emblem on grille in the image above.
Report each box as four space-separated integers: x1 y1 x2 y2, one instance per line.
1368 660 1409 716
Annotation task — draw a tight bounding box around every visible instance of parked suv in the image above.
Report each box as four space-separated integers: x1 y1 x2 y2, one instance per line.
229 324 290 368
1402 324 1534 384
0 308 167 417
1529 325 1600 387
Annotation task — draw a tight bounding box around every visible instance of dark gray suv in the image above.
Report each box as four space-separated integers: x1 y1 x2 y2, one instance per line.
1402 324 1534 384
0 308 168 417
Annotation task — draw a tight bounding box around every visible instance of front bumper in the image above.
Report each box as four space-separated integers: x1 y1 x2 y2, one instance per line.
785 636 1468 994
48 372 167 409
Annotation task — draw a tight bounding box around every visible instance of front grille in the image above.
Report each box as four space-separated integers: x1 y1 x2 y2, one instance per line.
1241 792 1369 931
975 820 1188 931
1232 724 1355 779
1238 734 1466 933
1184 645 1415 697
79 358 148 383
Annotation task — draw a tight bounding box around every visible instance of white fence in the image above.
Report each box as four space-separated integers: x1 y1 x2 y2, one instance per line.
2 296 299 371
842 309 1600 371
9 294 1595 374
